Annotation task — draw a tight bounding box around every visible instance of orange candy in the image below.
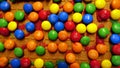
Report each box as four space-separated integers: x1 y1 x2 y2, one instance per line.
47 42 57 53
96 44 108 54
66 53 76 64
28 12 39 22
88 49 99 60
4 12 14 22
111 0 120 9
70 62 80 68
0 56 8 67
34 30 44 40
63 2 73 13
72 42 83 53
4 39 15 50
27 40 37 51
58 42 68 53
33 2 43 11
58 31 68 41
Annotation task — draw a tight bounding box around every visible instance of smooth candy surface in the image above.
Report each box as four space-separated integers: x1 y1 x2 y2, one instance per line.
83 14 93 24
48 14 58 25
25 22 35 32
110 34 120 44
49 3 59 14
14 47 23 57
48 30 58 41
34 58 44 68
80 36 90 46
101 59 112 68
0 1 10 11
21 58 31 68
23 3 33 14
14 29 25 39
0 19 8 27
111 55 120 66
58 61 68 68
54 21 64 32
41 21 51 30
8 21 17 31
10 58 20 68
74 3 84 12
58 12 68 22
86 3 96 14
0 42 4 52
76 23 86 33
35 46 45 56
14 11 25 21
80 62 90 68
111 9 120 20
98 27 110 38
72 13 82 23
44 61 54 68
112 23 120 34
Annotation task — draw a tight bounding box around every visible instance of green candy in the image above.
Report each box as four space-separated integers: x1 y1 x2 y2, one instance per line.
48 30 58 41
53 0 61 3
112 23 120 34
35 46 45 56
44 61 54 68
80 62 90 68
0 42 4 52
0 19 8 27
98 27 110 38
111 55 120 66
86 3 96 14
74 3 84 13
14 47 23 57
14 10 25 21
80 36 90 46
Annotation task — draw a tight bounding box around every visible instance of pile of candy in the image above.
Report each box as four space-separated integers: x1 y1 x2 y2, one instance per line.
0 0 120 68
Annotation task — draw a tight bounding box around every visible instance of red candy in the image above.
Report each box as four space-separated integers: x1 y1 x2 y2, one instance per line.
0 28 9 36
70 31 82 42
112 44 120 55
21 58 31 68
39 10 49 20
65 21 75 31
35 20 42 30
90 60 100 68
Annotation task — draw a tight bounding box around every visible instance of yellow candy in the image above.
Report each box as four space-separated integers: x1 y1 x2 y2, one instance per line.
72 13 82 23
34 58 44 68
95 0 106 9
8 21 17 31
111 9 120 20
87 23 97 33
76 23 86 33
41 21 51 30
101 59 112 68
49 3 59 14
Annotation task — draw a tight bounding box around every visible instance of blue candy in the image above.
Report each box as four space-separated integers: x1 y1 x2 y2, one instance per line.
58 12 68 22
110 34 120 44
23 3 33 14
10 58 20 68
14 29 25 39
0 1 10 11
25 22 35 32
48 14 58 25
75 0 82 2
54 21 64 32
83 14 93 24
58 61 68 68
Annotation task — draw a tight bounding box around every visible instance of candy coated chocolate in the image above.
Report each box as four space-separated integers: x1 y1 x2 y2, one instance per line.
39 10 48 20
25 22 35 32
48 30 58 41
58 12 68 22
98 27 110 38
14 11 25 21
0 1 10 11
23 3 33 14
54 21 64 32
48 14 58 25
65 21 75 31
14 47 23 57
0 42 4 52
80 62 90 68
10 58 20 68
90 60 100 68
44 61 54 68
21 58 31 68
74 3 84 12
80 36 90 46
58 61 68 68
86 3 96 14
110 34 120 44
70 31 82 42
14 29 25 39
112 22 120 34
112 44 120 55
83 14 93 24
0 19 8 27
111 55 120 66
35 46 45 56
0 28 9 36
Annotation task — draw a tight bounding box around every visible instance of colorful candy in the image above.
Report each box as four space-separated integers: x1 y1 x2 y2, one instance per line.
76 23 86 33
44 61 54 68
74 3 84 13
0 1 10 11
23 3 33 14
53 0 61 3
47 42 57 53
80 36 90 46
49 3 59 14
65 21 75 31
0 18 8 27
27 40 37 51
14 47 23 57
0 56 8 67
35 46 45 56
25 22 35 32
80 62 90 68
4 39 15 50
33 2 43 11
87 23 97 33
90 60 100 68
28 12 39 22
14 29 25 39
20 58 31 68
101 59 112 68
95 0 106 9
96 44 108 54
70 31 82 42
86 3 96 14
83 14 93 24
112 22 120 34
39 10 48 20
98 27 110 38
112 44 120 55
58 12 68 22
10 58 21 68
41 21 51 31
58 61 68 68
65 53 76 63
33 30 44 40
111 55 120 66
58 42 68 53
14 10 25 21
4 12 14 22
54 21 64 32
110 34 120 44
70 62 80 68
0 42 4 52
72 42 83 53
72 13 82 23
34 58 44 68
48 14 58 25
48 30 58 41
8 21 17 31
88 49 99 60
63 2 73 13
0 27 9 36
111 0 120 9
111 9 120 20
58 30 68 41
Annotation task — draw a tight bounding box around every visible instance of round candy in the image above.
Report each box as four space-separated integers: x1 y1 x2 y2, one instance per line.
86 3 96 14
48 14 58 24
74 3 84 13
14 29 25 39
95 0 106 9
4 12 14 22
23 3 33 14
112 44 120 55
49 3 59 14
111 0 120 9
0 27 9 36
28 12 39 22
58 30 68 41
58 12 68 22
58 61 68 68
4 39 15 50
87 23 97 33
25 22 35 32
72 42 83 53
21 58 31 68
0 1 10 11
54 21 64 32
63 2 73 13
44 61 54 68
96 44 108 54
58 42 68 53
47 42 57 53
80 36 90 46
70 31 82 42
39 10 48 20
80 62 90 68
10 58 20 68
14 47 23 57
8 21 17 31
33 30 44 40
0 56 8 67
0 42 4 52
66 53 76 63
111 55 120 66
83 14 93 24
101 59 112 68
53 0 61 3
70 62 80 68
75 0 82 2
48 30 58 41
111 9 120 20
90 60 100 68
33 2 43 11
34 58 44 68
76 23 86 33
41 21 51 30
110 34 120 44
35 46 45 56
112 23 120 34
88 49 99 60
14 10 24 21
0 19 8 27
72 13 82 23
65 21 75 31
27 40 37 51
98 27 110 38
